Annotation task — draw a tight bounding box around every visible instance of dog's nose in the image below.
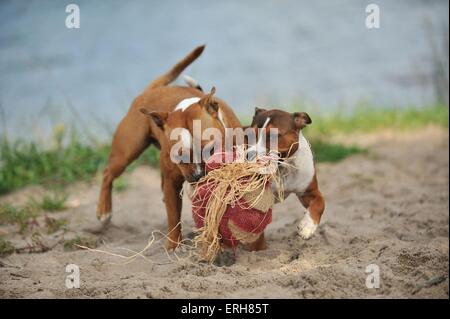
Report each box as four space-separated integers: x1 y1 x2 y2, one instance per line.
190 168 206 183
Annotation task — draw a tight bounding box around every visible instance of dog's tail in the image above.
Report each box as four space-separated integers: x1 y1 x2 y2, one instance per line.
147 45 205 90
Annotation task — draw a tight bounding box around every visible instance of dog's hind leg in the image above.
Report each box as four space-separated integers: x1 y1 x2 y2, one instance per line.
96 157 124 224
96 112 152 224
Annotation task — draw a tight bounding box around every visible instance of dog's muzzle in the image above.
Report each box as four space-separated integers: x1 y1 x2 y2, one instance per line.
188 165 206 183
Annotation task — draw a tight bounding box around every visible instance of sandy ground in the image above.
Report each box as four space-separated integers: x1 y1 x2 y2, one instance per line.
0 127 448 298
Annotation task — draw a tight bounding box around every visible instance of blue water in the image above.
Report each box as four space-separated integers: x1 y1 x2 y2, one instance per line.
0 0 448 139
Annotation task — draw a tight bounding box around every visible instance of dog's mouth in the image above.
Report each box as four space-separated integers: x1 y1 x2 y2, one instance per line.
278 150 289 159
187 175 202 183
185 165 206 183
278 144 299 159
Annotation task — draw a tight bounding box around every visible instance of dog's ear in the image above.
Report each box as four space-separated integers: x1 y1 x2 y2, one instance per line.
199 87 219 116
293 112 312 129
140 108 168 130
254 107 267 116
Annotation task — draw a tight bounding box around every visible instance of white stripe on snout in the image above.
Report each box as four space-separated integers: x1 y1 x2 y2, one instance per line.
218 109 226 128
261 117 271 129
247 117 271 156
257 117 271 147
175 97 201 112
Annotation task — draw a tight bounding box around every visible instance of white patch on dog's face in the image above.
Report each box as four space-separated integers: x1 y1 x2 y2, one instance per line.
174 97 201 112
297 210 317 239
247 117 271 156
217 109 226 128
257 117 271 148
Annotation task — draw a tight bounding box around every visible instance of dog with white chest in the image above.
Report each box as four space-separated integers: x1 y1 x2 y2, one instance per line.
249 108 325 240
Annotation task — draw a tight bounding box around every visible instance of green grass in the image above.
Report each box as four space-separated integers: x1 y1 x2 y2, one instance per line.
0 191 70 234
0 137 110 194
45 216 68 234
0 127 160 195
305 104 449 137
311 140 367 163
292 104 447 163
63 236 98 251
0 238 15 257
29 191 68 212
0 203 39 234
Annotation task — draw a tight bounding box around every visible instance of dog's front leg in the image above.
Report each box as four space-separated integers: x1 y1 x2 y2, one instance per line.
296 180 325 239
162 177 183 250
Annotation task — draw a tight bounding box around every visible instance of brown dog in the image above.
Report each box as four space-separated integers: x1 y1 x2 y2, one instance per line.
96 45 241 249
249 108 325 246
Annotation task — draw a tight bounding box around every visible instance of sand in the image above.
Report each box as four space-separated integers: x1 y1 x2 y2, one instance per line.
0 126 448 298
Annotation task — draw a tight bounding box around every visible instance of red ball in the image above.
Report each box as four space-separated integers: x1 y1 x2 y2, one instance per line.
192 152 272 250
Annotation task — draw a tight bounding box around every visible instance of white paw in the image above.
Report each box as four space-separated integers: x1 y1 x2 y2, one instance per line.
97 212 112 225
297 211 317 239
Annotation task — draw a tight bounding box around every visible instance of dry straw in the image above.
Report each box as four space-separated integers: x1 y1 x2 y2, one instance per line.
191 146 284 263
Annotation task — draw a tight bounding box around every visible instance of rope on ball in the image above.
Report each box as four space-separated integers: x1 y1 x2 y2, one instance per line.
191 146 284 263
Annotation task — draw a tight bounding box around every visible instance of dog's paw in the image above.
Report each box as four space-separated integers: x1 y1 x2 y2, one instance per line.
165 239 181 251
297 211 317 240
97 212 112 225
